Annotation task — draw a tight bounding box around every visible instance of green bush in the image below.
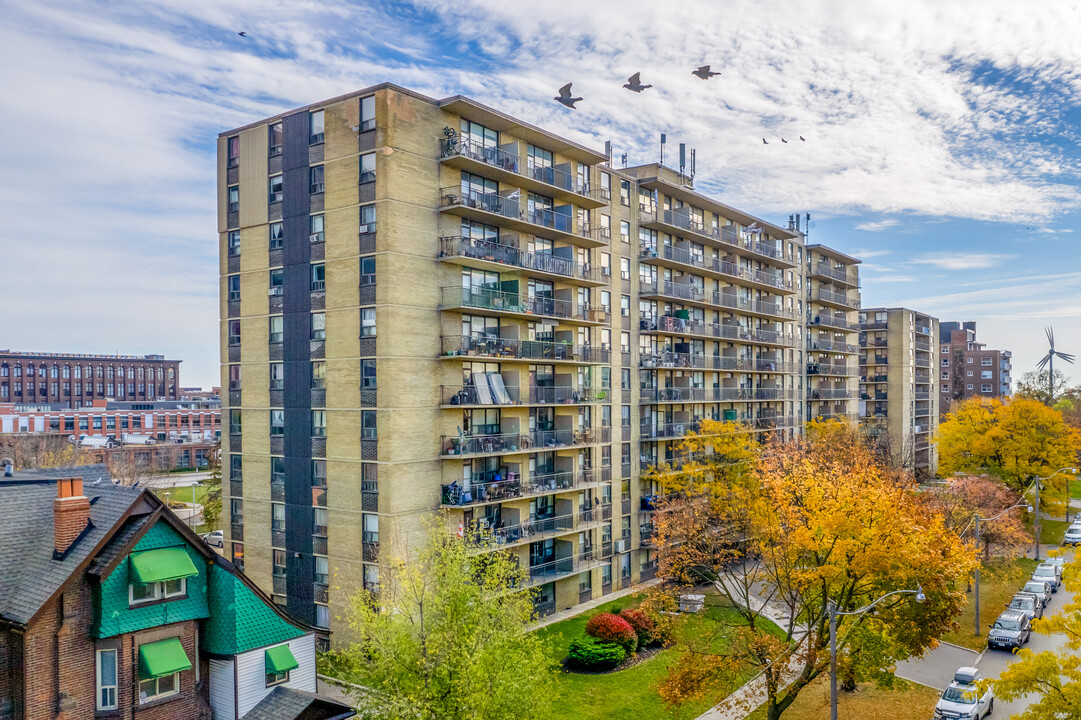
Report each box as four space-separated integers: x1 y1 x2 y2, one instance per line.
584 612 638 653
567 636 626 670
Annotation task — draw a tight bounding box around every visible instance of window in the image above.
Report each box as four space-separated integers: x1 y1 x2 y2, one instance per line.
227 230 240 256
129 578 187 605
268 122 283 156
268 174 283 204
360 95 376 131
620 179 630 206
227 185 239 212
981 357 993 366
272 503 285 531
599 171 611 200
310 214 324 243
361 308 376 337
966 356 974 363
270 363 284 390
230 454 242 480
309 165 324 194
621 405 631 427
269 222 284 249
967 370 973 377
360 203 376 232
981 384 993 392
981 370 993 379
227 135 239 168
269 316 284 343
361 359 377 388
360 153 376 183
620 257 630 280
139 672 179 704
273 549 286 577
230 409 242 434
967 383 974 390
311 264 325 292
941 357 949 367
620 220 630 243
228 320 241 346
941 371 949 380
311 361 326 389
360 256 376 285
227 275 240 301
361 410 377 439
311 313 326 340
312 459 327 486
228 365 241 390
271 457 285 484
309 109 325 144
363 513 379 543
312 410 327 437
620 294 630 316
96 649 118 710
314 510 328 539
269 268 284 295
270 410 285 436
232 542 245 571
315 604 329 629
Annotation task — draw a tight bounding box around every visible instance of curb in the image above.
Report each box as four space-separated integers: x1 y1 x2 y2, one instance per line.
935 639 982 655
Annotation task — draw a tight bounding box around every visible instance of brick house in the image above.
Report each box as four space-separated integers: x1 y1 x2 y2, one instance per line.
0 465 353 720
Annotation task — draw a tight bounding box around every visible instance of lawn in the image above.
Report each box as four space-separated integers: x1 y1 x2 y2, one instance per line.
534 593 785 720
941 556 1039 650
1033 517 1069 546
745 673 939 720
152 483 212 506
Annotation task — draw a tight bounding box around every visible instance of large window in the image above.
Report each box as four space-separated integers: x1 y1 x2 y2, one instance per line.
361 359 377 388
227 230 240 256
312 410 327 437
227 185 239 212
361 410 377 439
96 649 118 710
268 122 283 156
311 313 326 340
361 308 376 337
360 203 376 232
309 109 325 144
268 175 283 204
360 256 375 286
309 165 324 194
360 95 376 131
311 361 326 389
269 268 284 295
310 264 325 292
269 316 284 344
269 222 284 249
227 275 240 301
129 578 186 606
270 363 284 390
230 410 242 435
226 136 239 168
461 119 498 148
359 153 376 183
310 214 324 243
314 510 328 539
139 673 179 704
270 410 285 436
363 513 379 543
271 503 285 531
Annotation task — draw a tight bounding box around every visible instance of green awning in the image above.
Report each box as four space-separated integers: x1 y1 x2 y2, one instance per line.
130 547 198 584
265 644 299 674
138 637 192 679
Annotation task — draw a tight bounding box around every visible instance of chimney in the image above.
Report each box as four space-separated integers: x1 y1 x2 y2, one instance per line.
54 477 90 556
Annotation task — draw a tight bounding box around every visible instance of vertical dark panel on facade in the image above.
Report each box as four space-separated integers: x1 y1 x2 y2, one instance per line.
280 110 315 621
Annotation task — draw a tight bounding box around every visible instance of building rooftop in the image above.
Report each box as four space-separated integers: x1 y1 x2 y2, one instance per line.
0 350 176 361
805 244 862 265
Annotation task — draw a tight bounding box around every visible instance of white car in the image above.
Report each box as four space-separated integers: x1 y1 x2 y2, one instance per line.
1033 564 1062 592
203 529 224 548
1063 526 1081 546
934 666 993 719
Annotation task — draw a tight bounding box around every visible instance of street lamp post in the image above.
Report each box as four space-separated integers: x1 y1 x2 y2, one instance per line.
973 501 1032 637
1027 468 1077 562
828 586 925 720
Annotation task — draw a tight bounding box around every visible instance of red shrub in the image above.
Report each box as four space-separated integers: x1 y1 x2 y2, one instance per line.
585 612 638 652
620 609 656 647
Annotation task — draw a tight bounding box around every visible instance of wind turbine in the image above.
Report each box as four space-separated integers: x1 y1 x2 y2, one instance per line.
1036 326 1075 403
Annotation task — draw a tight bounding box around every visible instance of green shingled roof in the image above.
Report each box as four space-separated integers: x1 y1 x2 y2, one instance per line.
201 563 305 655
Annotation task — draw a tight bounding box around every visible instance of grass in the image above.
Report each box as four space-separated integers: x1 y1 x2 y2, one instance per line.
1032 517 1069 546
745 673 939 720
941 556 1039 650
151 483 212 506
534 592 786 720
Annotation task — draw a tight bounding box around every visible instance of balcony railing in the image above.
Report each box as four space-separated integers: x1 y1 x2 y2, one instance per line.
639 212 790 265
441 286 595 323
440 187 591 241
527 555 604 584
641 352 795 373
814 288 859 308
640 420 703 440
639 386 794 402
438 137 600 203
441 384 602 406
439 236 597 283
441 334 609 363
809 338 858 353
637 277 792 317
468 512 576 547
810 388 853 400
811 263 858 286
807 362 855 377
441 384 523 406
810 314 860 331
639 308 789 346
441 427 608 457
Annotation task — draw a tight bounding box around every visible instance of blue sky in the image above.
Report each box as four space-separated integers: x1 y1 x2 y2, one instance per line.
2 0 1080 389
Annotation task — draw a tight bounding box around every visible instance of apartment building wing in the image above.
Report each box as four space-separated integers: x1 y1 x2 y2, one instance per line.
857 308 940 477
938 321 1012 420
0 466 352 720
217 81 837 636
804 245 861 423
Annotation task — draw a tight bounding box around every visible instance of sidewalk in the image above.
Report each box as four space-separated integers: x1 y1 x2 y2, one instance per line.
529 578 661 631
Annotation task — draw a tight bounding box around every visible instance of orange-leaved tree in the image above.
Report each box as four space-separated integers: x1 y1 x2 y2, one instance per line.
650 420 975 720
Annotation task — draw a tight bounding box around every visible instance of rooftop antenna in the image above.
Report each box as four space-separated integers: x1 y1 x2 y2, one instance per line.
805 212 811 240
660 133 666 167
1036 326 1075 403
604 140 612 165
679 143 686 181
621 153 628 168
690 148 696 180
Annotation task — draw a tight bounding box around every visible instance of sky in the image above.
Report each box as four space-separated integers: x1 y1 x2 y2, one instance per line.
2 0 1080 389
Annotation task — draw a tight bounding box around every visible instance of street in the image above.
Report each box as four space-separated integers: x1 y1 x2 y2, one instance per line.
897 555 1075 716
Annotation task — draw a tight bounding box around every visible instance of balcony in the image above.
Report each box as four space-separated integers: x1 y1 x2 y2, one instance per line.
440 384 603 407
526 554 608 586
812 411 859 422
641 352 796 373
468 512 577 549
640 420 703 440
439 187 602 247
441 286 600 325
441 427 609 458
808 337 858 353
441 334 609 364
859 337 887 348
810 263 859 288
915 357 931 369
636 275 793 319
814 288 859 310
639 246 794 296
639 386 795 403
439 236 600 285
808 362 854 377
638 211 796 267
441 468 603 507
809 314 860 332
810 388 853 400
638 309 792 347
438 136 607 209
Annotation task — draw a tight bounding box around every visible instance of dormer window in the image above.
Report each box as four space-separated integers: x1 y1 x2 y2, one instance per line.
128 546 198 606
265 644 299 687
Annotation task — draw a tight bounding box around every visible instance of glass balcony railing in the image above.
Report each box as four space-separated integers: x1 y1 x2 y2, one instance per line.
807 362 855 377
440 187 591 240
439 236 598 283
438 137 599 202
440 384 602 406
638 310 790 345
441 468 603 507
441 334 609 363
637 278 791 318
640 352 795 373
811 263 858 286
442 286 595 322
809 314 860 331
814 288 860 309
440 427 609 457
639 386 793 402
638 211 789 265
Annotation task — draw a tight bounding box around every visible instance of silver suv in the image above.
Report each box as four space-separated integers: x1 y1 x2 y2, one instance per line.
934 666 993 719
1033 563 1061 592
1008 592 1043 621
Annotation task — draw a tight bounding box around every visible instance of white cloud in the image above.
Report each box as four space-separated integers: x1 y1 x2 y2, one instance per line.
908 253 1015 270
854 219 901 232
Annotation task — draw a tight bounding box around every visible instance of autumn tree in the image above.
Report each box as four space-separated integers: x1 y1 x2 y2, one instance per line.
0 434 86 470
201 442 222 529
924 475 1030 559
938 397 1080 516
994 552 1081 716
650 420 975 720
323 517 556 720
1015 368 1079 407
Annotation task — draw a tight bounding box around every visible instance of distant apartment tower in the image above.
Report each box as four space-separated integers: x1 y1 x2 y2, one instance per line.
0 351 180 408
938 321 1012 420
217 82 865 634
805 246 861 423
858 308 940 477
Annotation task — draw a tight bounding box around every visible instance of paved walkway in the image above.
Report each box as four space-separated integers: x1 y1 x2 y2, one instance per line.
529 578 661 630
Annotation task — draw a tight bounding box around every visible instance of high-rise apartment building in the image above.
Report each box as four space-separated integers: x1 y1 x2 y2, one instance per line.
217 83 862 634
858 308 940 477
938 321 1012 420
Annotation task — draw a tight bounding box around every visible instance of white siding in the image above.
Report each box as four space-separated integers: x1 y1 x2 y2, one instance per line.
208 657 236 720
235 634 317 718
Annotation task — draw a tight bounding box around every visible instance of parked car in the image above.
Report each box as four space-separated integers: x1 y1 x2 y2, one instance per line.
987 609 1031 650
1008 592 1043 621
934 666 994 719
1045 554 1068 578
1063 525 1081 545
1033 563 1062 592
202 529 224 548
1022 579 1053 608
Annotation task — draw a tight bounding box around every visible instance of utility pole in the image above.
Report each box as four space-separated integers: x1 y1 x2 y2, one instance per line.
1035 478 1041 562
974 515 981 636
828 599 838 720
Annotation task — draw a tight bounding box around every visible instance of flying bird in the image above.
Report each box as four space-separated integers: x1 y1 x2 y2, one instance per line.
623 72 652 93
799 136 806 141
554 83 582 109
692 65 721 80
238 31 248 37
762 138 768 144
781 138 788 143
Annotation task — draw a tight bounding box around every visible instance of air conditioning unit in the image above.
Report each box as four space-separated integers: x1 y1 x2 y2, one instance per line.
601 267 611 276
615 539 627 553
358 223 376 234
309 233 323 243
620 272 630 280
268 287 282 296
